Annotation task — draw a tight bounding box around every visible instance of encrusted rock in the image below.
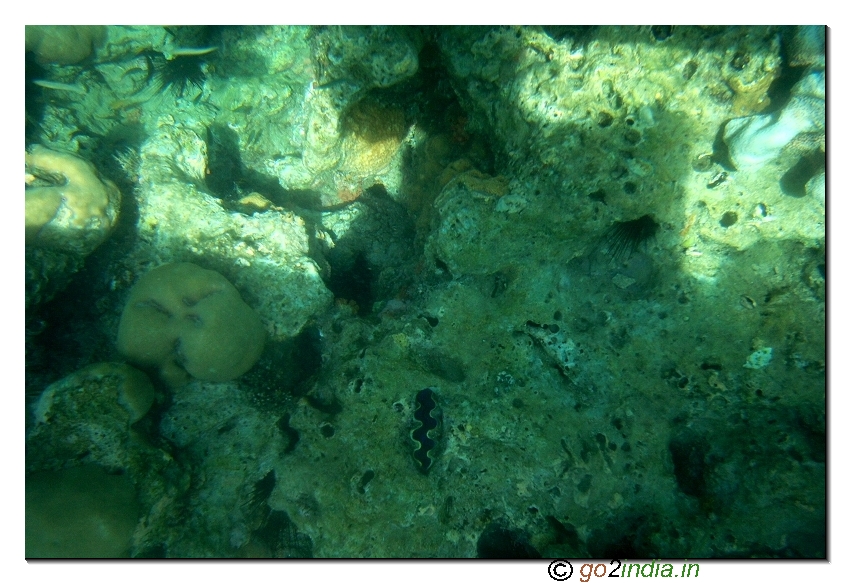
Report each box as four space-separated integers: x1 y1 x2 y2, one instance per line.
28 363 158 471
133 119 333 341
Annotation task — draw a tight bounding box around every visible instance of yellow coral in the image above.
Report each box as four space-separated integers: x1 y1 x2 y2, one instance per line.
437 160 510 196
340 100 407 176
117 263 266 387
25 25 106 65
728 69 779 116
26 145 121 255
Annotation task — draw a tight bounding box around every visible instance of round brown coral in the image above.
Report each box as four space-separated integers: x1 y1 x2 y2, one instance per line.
117 263 266 387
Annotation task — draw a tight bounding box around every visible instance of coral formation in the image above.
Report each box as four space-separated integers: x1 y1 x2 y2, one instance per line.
724 69 824 169
25 25 106 64
33 362 155 426
26 360 178 558
25 145 121 256
26 361 165 480
207 25 419 207
116 263 266 387
427 168 524 276
26 464 140 558
25 26 825 559
130 119 333 340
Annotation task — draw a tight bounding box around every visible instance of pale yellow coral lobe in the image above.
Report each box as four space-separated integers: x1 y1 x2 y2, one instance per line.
25 145 121 253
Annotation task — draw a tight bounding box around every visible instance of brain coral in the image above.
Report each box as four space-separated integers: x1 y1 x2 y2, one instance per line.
25 145 121 256
117 263 266 387
340 100 407 177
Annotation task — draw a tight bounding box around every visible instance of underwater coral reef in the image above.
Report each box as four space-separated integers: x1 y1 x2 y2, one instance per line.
25 25 825 559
